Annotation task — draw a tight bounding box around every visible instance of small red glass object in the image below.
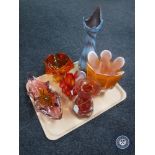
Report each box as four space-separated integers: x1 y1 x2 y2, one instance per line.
59 72 76 99
27 77 62 119
73 91 93 117
72 79 101 117
44 53 74 82
73 79 101 97
59 71 87 100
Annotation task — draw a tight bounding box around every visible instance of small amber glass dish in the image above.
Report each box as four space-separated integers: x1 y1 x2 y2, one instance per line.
44 53 74 82
87 63 124 89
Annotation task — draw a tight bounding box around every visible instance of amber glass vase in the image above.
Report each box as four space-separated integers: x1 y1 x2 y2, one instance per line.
87 63 124 89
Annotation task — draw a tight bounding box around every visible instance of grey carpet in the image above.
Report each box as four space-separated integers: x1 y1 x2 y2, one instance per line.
20 0 135 154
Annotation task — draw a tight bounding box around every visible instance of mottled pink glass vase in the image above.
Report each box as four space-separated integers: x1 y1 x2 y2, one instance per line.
26 76 62 119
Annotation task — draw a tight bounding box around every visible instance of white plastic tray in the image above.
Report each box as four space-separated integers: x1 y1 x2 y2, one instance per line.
27 73 126 140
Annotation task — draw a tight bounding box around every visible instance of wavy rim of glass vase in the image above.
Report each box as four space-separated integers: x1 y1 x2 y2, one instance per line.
87 63 125 77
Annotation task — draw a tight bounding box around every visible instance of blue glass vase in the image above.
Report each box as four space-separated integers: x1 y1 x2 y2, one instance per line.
79 7 104 71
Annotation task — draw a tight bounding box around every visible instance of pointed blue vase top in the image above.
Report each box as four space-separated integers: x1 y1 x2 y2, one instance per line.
79 6 104 71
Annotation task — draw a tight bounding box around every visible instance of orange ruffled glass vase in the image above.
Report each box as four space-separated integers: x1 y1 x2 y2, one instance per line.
87 50 125 89
44 52 74 82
